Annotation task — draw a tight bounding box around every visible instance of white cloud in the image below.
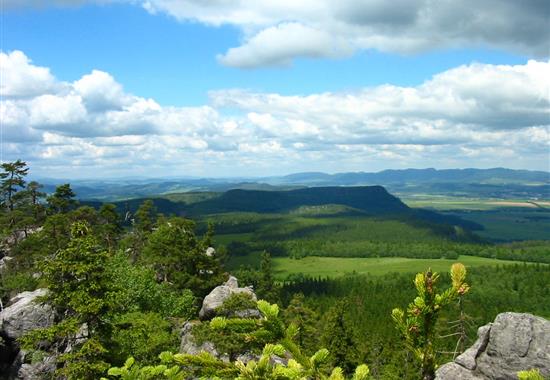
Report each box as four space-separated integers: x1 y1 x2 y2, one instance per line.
1 50 549 177
5 1 548 68
218 23 353 68
138 0 550 67
74 70 131 112
211 60 550 131
29 94 87 127
0 51 59 97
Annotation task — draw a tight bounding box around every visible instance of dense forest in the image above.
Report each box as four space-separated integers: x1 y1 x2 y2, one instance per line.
0 160 549 380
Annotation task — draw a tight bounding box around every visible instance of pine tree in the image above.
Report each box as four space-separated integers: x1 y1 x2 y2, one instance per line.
283 293 320 355
321 299 359 375
0 159 29 211
21 221 112 379
99 203 123 251
392 263 470 380
47 183 78 213
134 199 157 234
13 180 47 222
141 216 225 296
257 251 280 303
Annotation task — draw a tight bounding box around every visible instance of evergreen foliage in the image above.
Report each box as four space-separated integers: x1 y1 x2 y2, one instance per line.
517 369 546 380
141 216 226 296
391 263 470 380
47 183 78 214
1 161 548 380
215 292 258 316
322 299 361 375
104 300 373 380
282 293 320 355
1 159 29 211
21 221 112 379
257 251 281 302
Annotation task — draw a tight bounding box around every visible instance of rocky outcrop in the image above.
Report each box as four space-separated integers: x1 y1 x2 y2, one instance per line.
1 227 42 257
0 289 53 340
179 321 229 362
8 351 57 380
179 322 285 366
199 276 259 320
180 276 263 364
436 312 550 380
0 288 56 380
0 256 13 273
205 247 216 257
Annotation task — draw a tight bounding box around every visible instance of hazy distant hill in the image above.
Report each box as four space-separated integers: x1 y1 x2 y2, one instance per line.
39 167 549 201
268 168 549 186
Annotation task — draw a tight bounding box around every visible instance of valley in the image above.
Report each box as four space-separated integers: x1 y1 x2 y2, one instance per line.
2 165 549 379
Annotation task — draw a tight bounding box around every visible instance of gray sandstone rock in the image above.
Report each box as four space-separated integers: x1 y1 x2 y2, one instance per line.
436 362 485 380
1 227 43 255
199 276 257 320
232 309 262 319
0 289 56 380
179 321 227 361
455 324 491 370
205 247 216 257
0 289 54 340
436 312 550 380
0 256 13 273
10 351 57 380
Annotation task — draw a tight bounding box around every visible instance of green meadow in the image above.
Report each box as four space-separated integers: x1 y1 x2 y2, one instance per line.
269 255 527 280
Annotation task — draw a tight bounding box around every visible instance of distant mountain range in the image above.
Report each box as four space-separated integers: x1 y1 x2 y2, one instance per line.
38 167 549 201
268 168 549 186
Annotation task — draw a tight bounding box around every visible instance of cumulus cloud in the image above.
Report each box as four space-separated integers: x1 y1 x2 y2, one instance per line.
211 60 550 133
5 1 548 67
138 0 550 67
1 50 549 177
0 51 59 97
74 70 131 112
217 22 353 68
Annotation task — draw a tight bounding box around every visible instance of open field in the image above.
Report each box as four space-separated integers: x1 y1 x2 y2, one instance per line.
270 255 532 280
448 209 550 241
400 195 550 241
401 195 550 211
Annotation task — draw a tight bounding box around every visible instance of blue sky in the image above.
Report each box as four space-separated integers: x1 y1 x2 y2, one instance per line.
1 1 549 178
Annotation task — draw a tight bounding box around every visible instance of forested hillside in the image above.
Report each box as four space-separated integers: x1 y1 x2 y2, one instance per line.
1 161 549 380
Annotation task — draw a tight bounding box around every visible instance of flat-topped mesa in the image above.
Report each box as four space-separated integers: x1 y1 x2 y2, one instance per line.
436 312 550 380
190 185 409 215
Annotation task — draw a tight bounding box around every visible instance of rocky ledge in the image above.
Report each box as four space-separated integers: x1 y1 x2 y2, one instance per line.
436 312 550 380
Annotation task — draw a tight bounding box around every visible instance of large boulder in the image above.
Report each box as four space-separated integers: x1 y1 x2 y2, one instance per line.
0 256 13 273
8 351 57 380
199 276 258 320
0 288 54 340
179 321 229 362
436 312 550 380
0 289 56 380
179 322 285 366
1 227 43 257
